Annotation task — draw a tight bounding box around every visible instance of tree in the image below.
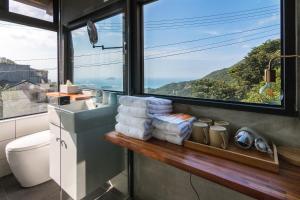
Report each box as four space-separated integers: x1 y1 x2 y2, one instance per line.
191 79 238 101
0 57 16 64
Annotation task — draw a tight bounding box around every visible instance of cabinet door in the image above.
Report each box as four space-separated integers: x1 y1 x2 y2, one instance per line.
49 124 61 185
61 129 78 200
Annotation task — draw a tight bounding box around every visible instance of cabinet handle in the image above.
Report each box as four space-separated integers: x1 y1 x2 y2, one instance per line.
56 138 61 142
61 140 67 149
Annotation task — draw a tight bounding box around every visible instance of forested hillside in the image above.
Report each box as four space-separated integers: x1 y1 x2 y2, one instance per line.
147 39 281 105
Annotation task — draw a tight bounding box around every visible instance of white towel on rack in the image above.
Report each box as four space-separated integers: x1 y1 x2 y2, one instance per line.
119 96 172 108
152 114 195 135
152 129 190 145
118 105 172 118
116 114 152 130
115 123 152 141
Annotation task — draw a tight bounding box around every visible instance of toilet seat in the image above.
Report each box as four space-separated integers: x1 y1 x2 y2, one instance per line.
6 130 50 152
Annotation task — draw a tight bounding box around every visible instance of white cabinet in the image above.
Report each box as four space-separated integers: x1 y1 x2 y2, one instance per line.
49 118 124 200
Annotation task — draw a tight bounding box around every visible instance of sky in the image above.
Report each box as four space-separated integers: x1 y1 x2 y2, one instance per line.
0 1 57 82
144 0 281 84
71 14 124 81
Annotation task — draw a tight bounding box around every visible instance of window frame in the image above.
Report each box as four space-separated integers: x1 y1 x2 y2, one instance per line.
66 1 128 94
138 0 297 116
0 0 59 120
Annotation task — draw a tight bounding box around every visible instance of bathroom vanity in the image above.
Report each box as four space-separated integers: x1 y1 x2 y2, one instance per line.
48 101 124 200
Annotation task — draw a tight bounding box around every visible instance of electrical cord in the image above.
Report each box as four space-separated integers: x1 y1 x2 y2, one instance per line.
190 173 200 200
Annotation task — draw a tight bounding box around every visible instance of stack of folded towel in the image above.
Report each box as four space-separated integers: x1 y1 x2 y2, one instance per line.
115 96 172 140
152 113 196 145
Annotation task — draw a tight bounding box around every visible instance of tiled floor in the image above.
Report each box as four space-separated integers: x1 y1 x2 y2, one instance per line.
0 175 126 200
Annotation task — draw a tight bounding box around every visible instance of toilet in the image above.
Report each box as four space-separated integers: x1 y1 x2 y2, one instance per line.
5 130 51 187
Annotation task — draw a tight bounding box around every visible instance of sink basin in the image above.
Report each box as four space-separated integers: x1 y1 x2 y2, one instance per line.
48 100 117 133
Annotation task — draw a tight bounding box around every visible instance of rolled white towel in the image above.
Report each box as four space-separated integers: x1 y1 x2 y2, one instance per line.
118 105 172 118
115 123 152 141
152 129 190 145
152 114 195 134
116 114 152 130
119 96 172 108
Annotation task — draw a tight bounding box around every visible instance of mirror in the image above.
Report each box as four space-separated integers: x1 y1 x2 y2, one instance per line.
87 20 98 47
86 19 124 50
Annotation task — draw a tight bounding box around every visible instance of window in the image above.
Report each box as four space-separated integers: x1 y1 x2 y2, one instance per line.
143 0 285 107
9 0 54 22
0 21 57 119
71 13 125 92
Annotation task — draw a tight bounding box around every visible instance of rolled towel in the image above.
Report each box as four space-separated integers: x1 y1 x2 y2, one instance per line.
152 114 196 134
152 129 191 145
115 123 152 141
116 114 152 130
118 105 172 118
119 96 172 108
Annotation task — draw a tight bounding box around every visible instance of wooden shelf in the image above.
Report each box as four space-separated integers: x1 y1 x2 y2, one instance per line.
105 131 300 200
46 92 91 101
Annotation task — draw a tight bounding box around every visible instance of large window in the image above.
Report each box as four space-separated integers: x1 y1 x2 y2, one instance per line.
143 0 284 107
71 13 125 92
0 21 57 119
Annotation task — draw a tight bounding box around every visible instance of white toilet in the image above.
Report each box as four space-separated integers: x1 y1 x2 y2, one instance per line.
5 130 51 187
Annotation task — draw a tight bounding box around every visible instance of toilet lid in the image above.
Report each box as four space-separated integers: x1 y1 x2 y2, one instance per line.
6 130 51 152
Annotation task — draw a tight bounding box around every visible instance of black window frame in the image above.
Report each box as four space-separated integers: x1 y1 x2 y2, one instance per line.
137 0 297 116
0 0 59 120
65 1 128 95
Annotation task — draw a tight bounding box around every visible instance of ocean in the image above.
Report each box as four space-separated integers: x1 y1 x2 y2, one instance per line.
75 78 188 91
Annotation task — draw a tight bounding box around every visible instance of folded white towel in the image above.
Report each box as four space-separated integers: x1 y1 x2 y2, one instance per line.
153 126 191 137
116 114 152 130
118 105 172 118
119 96 172 108
115 123 152 141
152 114 195 134
152 129 190 145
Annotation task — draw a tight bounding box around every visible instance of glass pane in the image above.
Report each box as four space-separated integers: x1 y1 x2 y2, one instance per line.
0 21 57 119
144 0 282 105
9 0 53 22
71 14 124 92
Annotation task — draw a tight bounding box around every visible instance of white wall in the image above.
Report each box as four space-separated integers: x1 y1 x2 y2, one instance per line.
0 113 49 177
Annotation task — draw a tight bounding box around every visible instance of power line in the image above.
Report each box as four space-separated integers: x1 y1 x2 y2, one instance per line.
145 33 279 60
145 12 279 30
144 5 279 23
145 7 279 26
145 24 279 49
13 50 123 62
145 29 279 57
11 25 279 62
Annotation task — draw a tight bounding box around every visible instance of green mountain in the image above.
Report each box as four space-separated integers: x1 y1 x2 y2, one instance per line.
147 39 281 104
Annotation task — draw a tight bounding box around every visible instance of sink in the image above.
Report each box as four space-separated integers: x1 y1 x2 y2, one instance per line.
48 100 117 133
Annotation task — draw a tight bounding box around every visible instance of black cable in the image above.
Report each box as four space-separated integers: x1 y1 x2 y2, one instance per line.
145 24 279 49
146 28 278 57
145 33 279 60
190 173 200 200
145 10 278 28
146 12 279 30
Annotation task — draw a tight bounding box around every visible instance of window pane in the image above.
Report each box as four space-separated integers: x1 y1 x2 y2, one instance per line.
0 21 57 119
71 14 124 92
144 0 281 105
9 0 53 22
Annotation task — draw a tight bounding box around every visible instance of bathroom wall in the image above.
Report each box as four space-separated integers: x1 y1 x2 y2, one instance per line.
0 113 49 177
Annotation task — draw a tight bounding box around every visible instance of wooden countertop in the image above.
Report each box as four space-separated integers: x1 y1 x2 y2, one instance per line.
46 92 91 101
105 131 300 200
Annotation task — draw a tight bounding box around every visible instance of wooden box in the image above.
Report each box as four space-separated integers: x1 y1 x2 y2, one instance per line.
184 139 279 173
